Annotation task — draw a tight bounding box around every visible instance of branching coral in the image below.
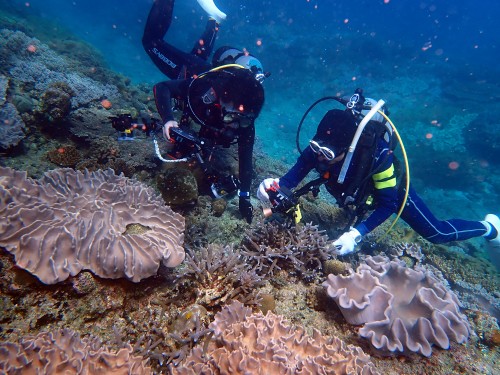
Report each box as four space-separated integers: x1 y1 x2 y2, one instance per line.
177 244 264 308
242 220 332 281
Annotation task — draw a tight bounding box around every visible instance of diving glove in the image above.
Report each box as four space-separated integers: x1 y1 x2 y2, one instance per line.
197 0 227 23
257 178 280 203
333 228 362 256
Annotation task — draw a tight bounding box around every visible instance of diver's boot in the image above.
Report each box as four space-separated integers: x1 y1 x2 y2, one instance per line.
485 214 500 269
485 214 500 246
197 0 226 23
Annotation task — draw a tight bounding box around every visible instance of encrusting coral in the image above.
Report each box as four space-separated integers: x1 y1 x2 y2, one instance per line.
47 144 81 167
171 300 379 374
324 255 471 356
38 81 75 122
156 168 199 206
0 328 151 374
0 166 185 284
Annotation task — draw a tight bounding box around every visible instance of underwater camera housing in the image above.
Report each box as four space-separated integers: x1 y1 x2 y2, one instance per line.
263 185 299 219
110 114 133 132
169 128 239 198
263 180 324 224
110 114 163 139
209 174 239 199
110 114 136 141
170 127 205 147
168 127 209 160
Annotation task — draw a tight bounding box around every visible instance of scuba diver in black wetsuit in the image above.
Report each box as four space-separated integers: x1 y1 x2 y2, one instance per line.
257 89 500 269
142 0 267 224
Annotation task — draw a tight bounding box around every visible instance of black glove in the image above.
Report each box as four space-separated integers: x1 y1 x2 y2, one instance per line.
239 196 253 224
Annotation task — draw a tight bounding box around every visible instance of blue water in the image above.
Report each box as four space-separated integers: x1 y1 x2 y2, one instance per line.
10 1 499 83
3 0 500 219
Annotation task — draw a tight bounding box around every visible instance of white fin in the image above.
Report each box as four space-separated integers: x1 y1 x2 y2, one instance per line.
197 0 227 23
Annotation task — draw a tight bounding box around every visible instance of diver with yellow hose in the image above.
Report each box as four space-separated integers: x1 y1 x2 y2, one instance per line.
257 89 500 264
142 0 267 223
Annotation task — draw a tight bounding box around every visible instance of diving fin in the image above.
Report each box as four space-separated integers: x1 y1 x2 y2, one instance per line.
197 0 227 23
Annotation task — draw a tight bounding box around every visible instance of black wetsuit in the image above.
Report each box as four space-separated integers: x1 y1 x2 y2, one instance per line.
142 0 262 223
142 0 217 79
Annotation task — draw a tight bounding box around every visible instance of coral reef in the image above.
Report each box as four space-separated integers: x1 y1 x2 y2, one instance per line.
0 166 185 284
386 242 425 262
0 6 499 374
172 300 379 374
0 328 151 374
182 195 249 249
324 255 471 356
0 102 25 150
424 245 500 302
3 29 119 109
380 241 426 268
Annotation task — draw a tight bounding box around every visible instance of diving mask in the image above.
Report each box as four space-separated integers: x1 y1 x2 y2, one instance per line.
309 140 335 161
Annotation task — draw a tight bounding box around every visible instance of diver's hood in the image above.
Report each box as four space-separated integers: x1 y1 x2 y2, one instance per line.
313 109 357 155
212 46 264 75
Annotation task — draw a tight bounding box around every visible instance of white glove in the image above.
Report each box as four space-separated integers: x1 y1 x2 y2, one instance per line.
256 178 279 203
333 228 362 256
197 0 227 23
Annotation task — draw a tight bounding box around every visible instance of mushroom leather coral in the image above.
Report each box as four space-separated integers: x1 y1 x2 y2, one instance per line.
172 300 379 375
0 328 151 374
324 255 471 356
0 167 185 284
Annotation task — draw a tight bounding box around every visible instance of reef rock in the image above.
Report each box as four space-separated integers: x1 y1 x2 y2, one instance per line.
0 75 26 149
0 167 185 284
156 168 198 206
324 255 471 356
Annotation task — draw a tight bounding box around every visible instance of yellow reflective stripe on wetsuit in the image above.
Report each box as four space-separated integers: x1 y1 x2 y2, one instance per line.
372 164 397 189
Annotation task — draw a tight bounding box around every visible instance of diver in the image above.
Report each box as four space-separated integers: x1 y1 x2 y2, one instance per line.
142 0 266 223
257 90 500 267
